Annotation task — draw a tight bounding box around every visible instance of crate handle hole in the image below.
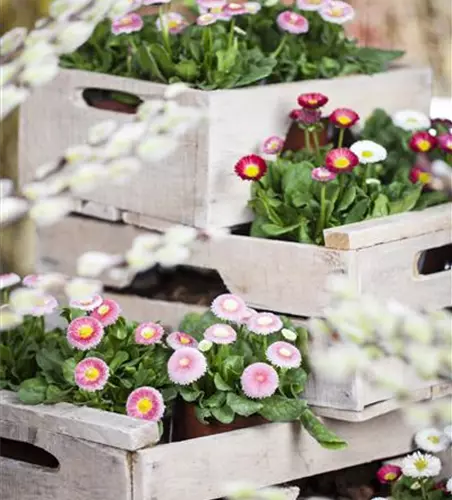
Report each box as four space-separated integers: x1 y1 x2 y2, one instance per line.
0 437 60 470
81 88 143 114
417 243 452 275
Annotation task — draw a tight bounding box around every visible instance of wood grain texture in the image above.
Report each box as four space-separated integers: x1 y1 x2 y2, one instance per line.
19 67 432 229
0 391 159 451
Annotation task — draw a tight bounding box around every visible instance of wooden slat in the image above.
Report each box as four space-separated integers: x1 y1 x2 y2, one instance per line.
324 203 452 250
0 391 159 451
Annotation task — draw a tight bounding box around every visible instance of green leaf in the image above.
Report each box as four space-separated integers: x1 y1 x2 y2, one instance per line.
300 408 347 449
137 45 166 82
62 358 77 385
281 369 308 396
355 47 405 68
111 326 128 340
211 404 235 424
175 60 199 82
344 198 370 224
204 392 227 409
259 395 307 422
214 372 233 391
223 355 244 375
36 348 64 375
227 393 262 417
337 185 356 212
18 378 48 405
179 385 202 403
261 222 300 237
195 405 212 424
371 193 389 218
45 385 72 404
388 185 422 214
149 43 175 77
0 345 12 364
110 351 129 372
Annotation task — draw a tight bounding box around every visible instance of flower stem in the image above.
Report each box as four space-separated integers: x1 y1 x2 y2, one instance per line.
337 128 345 148
420 482 428 500
304 128 311 151
271 34 287 59
312 129 322 165
228 18 236 50
316 184 326 238
362 163 371 190
159 7 172 59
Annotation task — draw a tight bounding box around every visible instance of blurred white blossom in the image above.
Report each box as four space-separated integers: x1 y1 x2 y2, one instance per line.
0 197 29 226
77 252 123 278
29 196 74 226
9 287 47 315
64 277 103 301
1 85 30 120
163 226 198 246
0 306 23 332
0 179 14 198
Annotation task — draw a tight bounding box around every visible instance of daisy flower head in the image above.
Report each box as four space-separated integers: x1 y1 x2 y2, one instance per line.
329 108 360 128
198 339 213 352
111 13 144 35
262 136 284 155
0 306 23 332
197 0 226 8
392 110 431 131
211 293 247 322
167 331 198 350
437 133 452 153
234 154 267 181
350 140 387 164
290 108 322 126
266 341 301 368
29 294 58 316
22 274 49 289
135 322 164 345
402 452 442 478
325 148 359 173
247 312 283 335
319 0 355 24
241 362 279 399
297 92 328 110
281 328 297 342
67 316 104 350
277 11 309 35
74 357 109 392
0 273 20 290
126 387 165 422
156 12 188 35
414 428 450 453
197 13 218 25
91 298 121 326
244 2 261 14
312 167 337 182
70 295 103 311
204 324 237 345
409 131 437 153
223 2 248 16
447 477 452 493
167 347 207 385
237 307 257 325
409 166 432 185
297 0 328 10
376 464 402 484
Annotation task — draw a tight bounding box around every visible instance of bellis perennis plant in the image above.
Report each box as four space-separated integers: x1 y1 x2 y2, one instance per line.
174 294 347 450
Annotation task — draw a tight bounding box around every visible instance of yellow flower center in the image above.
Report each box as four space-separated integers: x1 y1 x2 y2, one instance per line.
120 15 132 25
308 98 318 105
244 164 260 177
179 357 190 367
142 328 156 339
362 150 374 158
168 20 180 29
428 435 440 444
419 171 431 184
223 298 239 312
330 7 344 16
85 367 100 381
334 157 350 168
308 0 322 4
180 335 191 345
137 398 152 414
98 304 110 315
257 316 273 326
417 139 431 152
384 472 397 481
407 117 418 124
80 298 93 305
213 327 230 338
279 347 292 358
414 457 428 471
337 116 352 125
79 325 94 338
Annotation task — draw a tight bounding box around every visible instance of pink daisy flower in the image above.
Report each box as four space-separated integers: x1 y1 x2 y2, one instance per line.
29 294 58 316
437 133 452 153
197 0 226 8
156 12 189 35
167 347 207 385
247 312 283 335
276 11 309 35
409 131 437 153
204 324 237 344
91 298 121 326
237 307 257 325
262 136 284 155
126 386 165 422
297 92 328 110
234 155 267 182
319 0 355 24
329 108 360 128
22 274 41 288
135 322 164 345
266 341 302 369
67 316 104 351
111 13 144 35
376 464 402 484
241 362 279 399
290 108 322 126
223 2 247 16
0 273 21 290
197 13 218 25
167 331 198 350
296 0 328 11
211 293 247 322
70 294 103 311
325 148 359 173
244 1 261 14
311 167 337 182
75 357 109 392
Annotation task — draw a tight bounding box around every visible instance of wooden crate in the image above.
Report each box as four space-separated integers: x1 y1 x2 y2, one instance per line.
18 66 431 229
0 390 424 500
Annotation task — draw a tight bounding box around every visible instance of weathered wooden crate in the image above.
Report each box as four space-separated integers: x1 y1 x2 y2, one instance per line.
0 390 423 500
19 66 431 229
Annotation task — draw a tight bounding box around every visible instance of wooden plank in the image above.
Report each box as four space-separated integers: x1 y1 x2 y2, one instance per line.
0 419 132 500
0 391 159 451
324 203 452 250
134 410 416 500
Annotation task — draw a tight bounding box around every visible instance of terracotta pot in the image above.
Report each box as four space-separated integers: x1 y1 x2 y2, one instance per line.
283 119 330 153
173 401 267 441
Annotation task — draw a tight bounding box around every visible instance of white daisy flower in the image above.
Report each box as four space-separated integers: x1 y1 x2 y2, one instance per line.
29 196 74 226
55 21 96 53
154 244 190 268
414 428 450 453
163 225 198 246
0 27 27 57
132 233 162 252
77 251 123 278
0 196 29 227
0 273 21 290
392 110 431 131
9 287 47 315
401 452 442 478
350 140 387 164
64 278 103 301
125 247 157 273
446 477 452 493
0 306 23 331
443 425 452 441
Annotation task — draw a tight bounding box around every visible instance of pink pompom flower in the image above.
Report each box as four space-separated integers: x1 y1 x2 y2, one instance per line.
75 357 109 392
135 322 164 345
319 0 355 24
437 133 452 153
376 464 402 484
312 167 337 182
409 131 437 153
91 298 121 326
241 362 279 399
167 331 198 350
329 108 360 128
156 12 189 35
247 312 283 335
325 148 359 173
167 347 207 385
67 316 104 350
223 2 247 16
277 11 309 34
126 387 165 422
111 13 144 35
211 293 247 322
297 92 328 110
29 294 58 316
197 13 218 25
262 136 284 155
237 307 257 325
70 295 103 311
266 341 302 368
204 324 237 344
0 273 20 290
296 0 328 11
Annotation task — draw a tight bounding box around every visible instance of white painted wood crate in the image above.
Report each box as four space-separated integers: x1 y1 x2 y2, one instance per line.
19 66 431 229
0 390 422 500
